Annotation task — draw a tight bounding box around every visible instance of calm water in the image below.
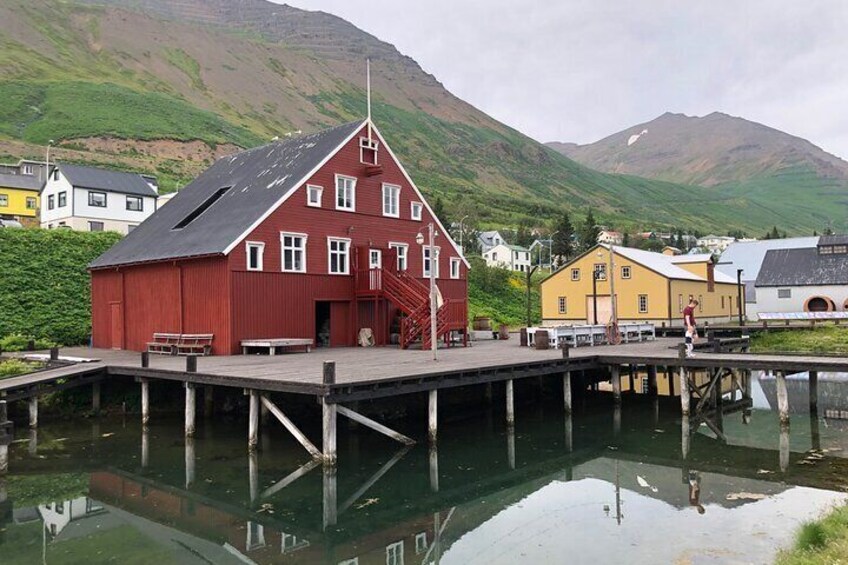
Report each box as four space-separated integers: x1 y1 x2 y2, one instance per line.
2 376 848 565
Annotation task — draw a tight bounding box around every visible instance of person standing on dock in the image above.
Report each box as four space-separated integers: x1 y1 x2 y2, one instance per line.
683 298 699 358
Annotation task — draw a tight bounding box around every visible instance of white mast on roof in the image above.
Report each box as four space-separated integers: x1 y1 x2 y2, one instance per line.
366 58 372 142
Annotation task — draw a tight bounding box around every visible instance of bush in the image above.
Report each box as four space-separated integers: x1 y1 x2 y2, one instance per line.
467 256 542 328
0 229 122 345
0 359 43 378
0 333 56 352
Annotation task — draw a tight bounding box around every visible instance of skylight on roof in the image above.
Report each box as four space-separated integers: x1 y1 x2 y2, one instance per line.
173 186 231 230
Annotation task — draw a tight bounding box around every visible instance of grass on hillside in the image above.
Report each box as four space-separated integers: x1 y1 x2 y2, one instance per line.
748 326 848 355
467 257 542 328
0 81 261 148
777 504 848 564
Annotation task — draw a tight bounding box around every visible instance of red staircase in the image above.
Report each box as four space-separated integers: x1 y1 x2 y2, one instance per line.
356 266 459 349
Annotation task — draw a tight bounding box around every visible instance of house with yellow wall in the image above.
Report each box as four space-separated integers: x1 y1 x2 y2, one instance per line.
541 244 743 327
0 172 42 226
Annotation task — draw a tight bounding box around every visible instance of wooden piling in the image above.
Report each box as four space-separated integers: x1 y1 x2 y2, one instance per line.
679 369 690 416
323 362 337 466
28 397 37 429
776 371 790 425
141 427 149 468
0 444 7 475
507 426 516 470
563 372 572 415
92 382 101 415
779 423 790 472
681 416 690 459
141 351 149 368
667 366 675 396
248 390 259 451
628 365 635 394
428 390 438 444
809 370 818 411
505 380 515 427
322 466 338 529
564 413 573 453
185 437 195 489
611 366 621 404
647 365 658 397
186 355 197 373
140 379 150 425
429 445 439 492
184 383 196 438
249 451 259 504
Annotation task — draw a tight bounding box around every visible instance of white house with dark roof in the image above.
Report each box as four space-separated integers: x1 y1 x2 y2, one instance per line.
755 235 848 315
483 242 531 272
478 230 506 253
40 163 158 234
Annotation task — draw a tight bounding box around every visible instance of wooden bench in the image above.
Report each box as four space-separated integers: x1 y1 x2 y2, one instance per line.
176 334 214 356
241 338 313 355
146 333 181 355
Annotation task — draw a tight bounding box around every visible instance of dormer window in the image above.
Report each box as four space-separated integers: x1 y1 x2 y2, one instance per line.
22 164 33 175
360 137 379 165
410 201 423 221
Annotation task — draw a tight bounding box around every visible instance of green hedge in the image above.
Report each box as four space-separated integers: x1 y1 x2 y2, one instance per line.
0 229 121 345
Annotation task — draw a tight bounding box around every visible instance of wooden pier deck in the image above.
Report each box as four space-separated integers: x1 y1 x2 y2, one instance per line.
2 337 845 469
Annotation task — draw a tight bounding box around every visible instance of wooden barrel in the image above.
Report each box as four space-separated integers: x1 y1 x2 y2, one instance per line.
473 316 492 331
499 324 510 340
535 331 550 350
520 327 528 346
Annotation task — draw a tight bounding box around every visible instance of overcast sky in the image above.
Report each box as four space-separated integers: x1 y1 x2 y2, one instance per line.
282 1 848 158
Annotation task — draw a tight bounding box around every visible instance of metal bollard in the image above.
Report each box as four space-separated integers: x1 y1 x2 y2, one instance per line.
141 351 150 368
49 347 59 361
186 355 197 373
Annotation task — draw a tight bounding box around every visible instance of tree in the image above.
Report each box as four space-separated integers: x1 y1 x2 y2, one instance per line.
770 226 780 240
824 226 834 236
551 212 575 267
622 232 630 247
578 210 600 252
515 219 533 248
433 196 447 225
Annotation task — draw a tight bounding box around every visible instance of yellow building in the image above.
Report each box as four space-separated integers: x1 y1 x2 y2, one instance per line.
541 244 743 327
0 173 42 225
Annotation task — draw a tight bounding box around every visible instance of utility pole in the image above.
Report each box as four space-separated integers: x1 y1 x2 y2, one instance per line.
526 266 538 327
737 268 745 326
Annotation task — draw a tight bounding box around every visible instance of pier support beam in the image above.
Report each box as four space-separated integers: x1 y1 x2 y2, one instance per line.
261 396 322 459
140 379 150 426
667 367 675 397
628 365 635 394
613 405 621 438
505 380 515 427
141 427 149 469
429 445 439 492
428 390 438 444
681 416 691 459
0 444 6 476
322 466 338 529
564 413 573 453
249 451 259 505
679 369 690 416
323 362 338 467
809 371 818 412
647 366 658 397
611 366 621 404
184 383 196 438
779 423 790 473
185 437 195 489
775 371 790 425
248 390 259 451
92 382 101 415
28 397 37 429
563 372 572 415
336 405 415 446
507 426 516 470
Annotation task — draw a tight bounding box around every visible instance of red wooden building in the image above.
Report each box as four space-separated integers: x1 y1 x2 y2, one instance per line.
89 120 468 355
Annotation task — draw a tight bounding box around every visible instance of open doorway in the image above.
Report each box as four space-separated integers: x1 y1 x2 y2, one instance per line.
315 301 331 347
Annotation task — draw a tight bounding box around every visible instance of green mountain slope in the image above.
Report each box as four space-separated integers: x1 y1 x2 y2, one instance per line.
0 0 835 234
549 112 848 233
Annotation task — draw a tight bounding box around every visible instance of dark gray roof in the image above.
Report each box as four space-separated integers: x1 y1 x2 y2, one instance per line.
90 120 364 269
59 163 158 197
0 173 43 192
756 247 848 287
819 234 848 246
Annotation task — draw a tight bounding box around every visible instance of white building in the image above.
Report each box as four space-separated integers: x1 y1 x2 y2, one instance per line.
597 230 623 245
717 236 819 320
484 243 531 272
755 235 848 315
478 230 506 254
41 163 158 234
696 234 736 253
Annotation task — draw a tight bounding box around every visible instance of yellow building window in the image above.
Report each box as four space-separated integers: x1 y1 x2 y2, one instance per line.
0 194 7 207
26 197 37 209
621 266 632 279
594 263 607 280
558 296 567 314
698 295 703 312
571 268 580 281
638 294 648 313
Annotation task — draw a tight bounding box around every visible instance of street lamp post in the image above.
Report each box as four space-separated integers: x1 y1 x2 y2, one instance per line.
592 269 599 325
417 224 438 361
44 139 54 183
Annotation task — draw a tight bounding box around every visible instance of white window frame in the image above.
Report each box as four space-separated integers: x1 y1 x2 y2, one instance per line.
26 196 37 209
423 246 440 278
369 248 382 269
280 232 307 273
58 191 66 207
46 194 54 210
327 237 351 275
621 266 632 279
360 137 379 165
382 183 401 218
306 184 323 207
22 164 33 175
558 296 567 314
638 294 648 313
0 194 8 207
450 257 461 279
389 242 408 271
246 241 265 272
386 541 404 565
335 174 356 212
415 532 428 554
594 263 607 280
571 268 580 281
410 201 423 221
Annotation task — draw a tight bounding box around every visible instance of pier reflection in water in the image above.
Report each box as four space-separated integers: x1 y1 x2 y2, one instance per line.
1 377 848 564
